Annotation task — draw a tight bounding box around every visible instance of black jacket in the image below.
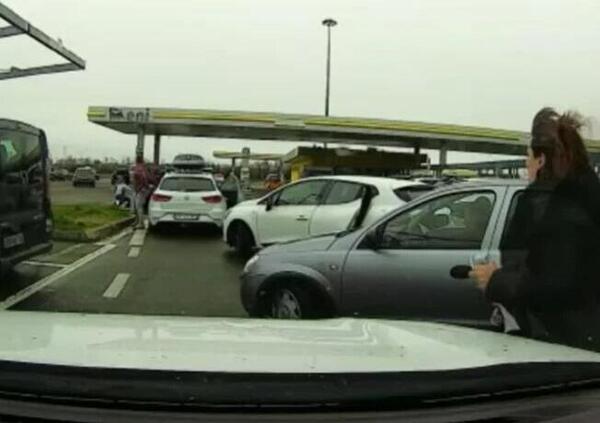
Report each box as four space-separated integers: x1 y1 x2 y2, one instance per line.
487 169 600 351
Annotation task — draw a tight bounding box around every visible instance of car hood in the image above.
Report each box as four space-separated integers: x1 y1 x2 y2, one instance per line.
261 234 338 254
0 311 598 373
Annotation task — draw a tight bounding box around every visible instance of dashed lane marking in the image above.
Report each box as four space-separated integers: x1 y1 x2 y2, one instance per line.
103 273 130 298
0 244 116 310
96 227 133 246
129 229 146 247
128 247 140 258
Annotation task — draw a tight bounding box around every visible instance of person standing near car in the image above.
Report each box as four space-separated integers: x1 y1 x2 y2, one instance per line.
113 176 132 209
133 156 152 229
470 107 600 352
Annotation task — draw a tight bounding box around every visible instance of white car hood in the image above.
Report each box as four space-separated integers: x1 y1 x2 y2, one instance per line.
0 312 598 373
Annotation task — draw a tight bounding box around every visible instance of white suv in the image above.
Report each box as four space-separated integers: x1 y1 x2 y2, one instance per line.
148 173 226 229
223 175 432 255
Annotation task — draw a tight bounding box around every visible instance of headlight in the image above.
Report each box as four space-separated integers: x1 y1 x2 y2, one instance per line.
244 254 260 273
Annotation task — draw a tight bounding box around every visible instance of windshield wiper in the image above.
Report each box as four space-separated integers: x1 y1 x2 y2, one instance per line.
391 230 478 243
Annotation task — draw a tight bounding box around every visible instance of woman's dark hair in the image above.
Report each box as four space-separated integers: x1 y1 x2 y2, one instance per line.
530 107 590 181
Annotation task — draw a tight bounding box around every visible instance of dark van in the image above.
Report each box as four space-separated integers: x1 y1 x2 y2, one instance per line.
0 119 52 278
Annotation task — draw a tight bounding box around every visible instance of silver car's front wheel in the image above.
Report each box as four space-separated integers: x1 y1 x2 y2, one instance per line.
271 288 302 319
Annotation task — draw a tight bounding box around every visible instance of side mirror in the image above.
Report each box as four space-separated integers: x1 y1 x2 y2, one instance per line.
450 265 472 279
265 196 274 212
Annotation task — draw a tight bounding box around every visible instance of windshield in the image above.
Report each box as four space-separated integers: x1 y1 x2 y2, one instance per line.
0 128 46 215
0 129 42 174
4 0 600 411
160 177 215 192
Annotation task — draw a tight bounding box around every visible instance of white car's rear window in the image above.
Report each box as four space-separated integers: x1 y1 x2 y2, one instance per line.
160 177 215 192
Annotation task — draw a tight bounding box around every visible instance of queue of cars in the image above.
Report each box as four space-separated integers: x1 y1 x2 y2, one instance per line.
216 173 519 325
240 179 526 325
202 173 529 326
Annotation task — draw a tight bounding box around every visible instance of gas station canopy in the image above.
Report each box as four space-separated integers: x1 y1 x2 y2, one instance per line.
0 2 85 80
87 106 600 161
213 151 283 162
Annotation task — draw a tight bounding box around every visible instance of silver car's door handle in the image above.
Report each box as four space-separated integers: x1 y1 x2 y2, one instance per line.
296 215 309 221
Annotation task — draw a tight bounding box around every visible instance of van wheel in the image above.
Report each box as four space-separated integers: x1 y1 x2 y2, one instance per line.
232 223 255 257
268 282 328 319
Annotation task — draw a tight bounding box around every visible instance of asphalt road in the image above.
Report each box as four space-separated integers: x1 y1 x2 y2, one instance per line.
0 178 248 317
50 178 114 205
4 224 247 317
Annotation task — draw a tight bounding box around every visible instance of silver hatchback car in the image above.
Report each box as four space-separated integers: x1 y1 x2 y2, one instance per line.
241 179 527 327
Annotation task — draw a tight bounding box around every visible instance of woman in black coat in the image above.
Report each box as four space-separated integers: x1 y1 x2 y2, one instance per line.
470 107 600 352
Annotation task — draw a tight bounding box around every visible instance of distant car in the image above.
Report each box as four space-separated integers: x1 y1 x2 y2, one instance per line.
240 179 526 323
148 173 227 229
172 154 205 173
224 176 433 255
72 167 97 187
49 168 70 181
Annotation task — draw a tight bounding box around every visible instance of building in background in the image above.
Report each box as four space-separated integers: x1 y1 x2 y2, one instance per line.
283 147 427 181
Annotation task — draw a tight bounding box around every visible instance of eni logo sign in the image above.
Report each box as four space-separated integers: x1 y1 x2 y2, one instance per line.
108 107 150 123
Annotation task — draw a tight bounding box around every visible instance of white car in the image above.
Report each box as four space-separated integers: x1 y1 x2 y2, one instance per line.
148 173 227 229
223 175 432 255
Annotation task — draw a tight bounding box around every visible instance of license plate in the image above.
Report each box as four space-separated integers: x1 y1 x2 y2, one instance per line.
3 233 24 249
174 214 198 221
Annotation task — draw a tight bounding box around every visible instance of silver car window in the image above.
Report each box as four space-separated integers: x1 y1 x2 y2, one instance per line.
382 191 496 250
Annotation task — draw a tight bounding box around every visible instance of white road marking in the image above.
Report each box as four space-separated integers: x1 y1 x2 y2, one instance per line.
96 227 133 246
129 229 146 247
21 261 67 269
128 247 140 258
103 273 130 298
0 244 116 310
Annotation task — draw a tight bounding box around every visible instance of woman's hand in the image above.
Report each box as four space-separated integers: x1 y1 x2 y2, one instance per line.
469 262 498 291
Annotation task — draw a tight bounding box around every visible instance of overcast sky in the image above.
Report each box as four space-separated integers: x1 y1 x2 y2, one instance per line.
2 0 600 164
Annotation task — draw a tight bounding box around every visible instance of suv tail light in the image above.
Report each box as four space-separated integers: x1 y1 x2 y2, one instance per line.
151 193 172 202
202 195 223 204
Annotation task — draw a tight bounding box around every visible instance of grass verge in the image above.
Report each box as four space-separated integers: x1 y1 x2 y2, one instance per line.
52 204 130 232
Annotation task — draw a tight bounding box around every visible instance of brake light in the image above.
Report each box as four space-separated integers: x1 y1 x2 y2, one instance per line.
151 193 172 202
202 195 223 204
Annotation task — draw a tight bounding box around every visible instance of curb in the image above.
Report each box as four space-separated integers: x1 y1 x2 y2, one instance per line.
53 216 135 242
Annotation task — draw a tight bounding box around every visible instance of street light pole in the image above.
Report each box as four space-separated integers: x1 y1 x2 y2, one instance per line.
322 18 337 117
